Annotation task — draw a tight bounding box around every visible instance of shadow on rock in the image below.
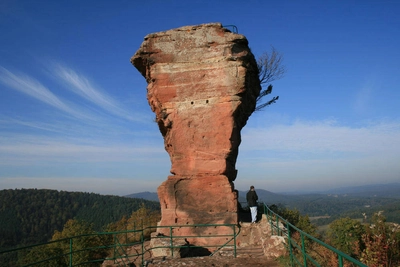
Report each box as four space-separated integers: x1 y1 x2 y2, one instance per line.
179 239 211 258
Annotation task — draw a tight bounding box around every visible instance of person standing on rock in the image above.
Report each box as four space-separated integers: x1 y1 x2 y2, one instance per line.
246 185 258 223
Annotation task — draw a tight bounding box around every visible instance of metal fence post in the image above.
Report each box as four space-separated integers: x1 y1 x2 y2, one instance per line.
276 215 280 236
270 217 274 235
113 234 116 263
134 222 136 242
233 225 237 258
170 226 174 258
141 229 145 266
287 222 294 267
301 232 307 267
125 222 128 243
338 254 344 267
69 238 73 267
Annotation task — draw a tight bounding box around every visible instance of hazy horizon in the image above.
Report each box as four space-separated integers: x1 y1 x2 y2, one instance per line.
4 182 400 197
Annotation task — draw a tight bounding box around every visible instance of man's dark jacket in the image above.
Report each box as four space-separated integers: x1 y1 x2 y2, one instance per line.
246 190 258 207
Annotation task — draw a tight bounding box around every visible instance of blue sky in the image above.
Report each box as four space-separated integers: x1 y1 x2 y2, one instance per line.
1 0 399 195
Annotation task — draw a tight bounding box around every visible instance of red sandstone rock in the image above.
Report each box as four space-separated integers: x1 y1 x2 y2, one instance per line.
131 23 261 246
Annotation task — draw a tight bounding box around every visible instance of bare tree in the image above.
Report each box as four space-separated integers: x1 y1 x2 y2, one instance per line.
255 46 286 111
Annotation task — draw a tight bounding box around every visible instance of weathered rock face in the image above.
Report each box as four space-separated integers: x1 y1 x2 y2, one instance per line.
131 23 261 244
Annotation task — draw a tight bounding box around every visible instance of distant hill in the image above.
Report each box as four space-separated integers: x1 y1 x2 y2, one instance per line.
126 191 159 201
0 189 160 251
126 189 292 205
323 183 400 198
237 189 296 205
127 183 400 224
127 183 400 203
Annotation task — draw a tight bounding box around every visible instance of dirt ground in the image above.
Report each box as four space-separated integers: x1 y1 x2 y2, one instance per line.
103 252 281 267
144 255 280 266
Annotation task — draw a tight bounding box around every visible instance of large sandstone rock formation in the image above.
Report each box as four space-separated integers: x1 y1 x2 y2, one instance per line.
131 23 261 245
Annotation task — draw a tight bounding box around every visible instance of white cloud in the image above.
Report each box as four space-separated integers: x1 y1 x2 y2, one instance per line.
0 63 161 167
241 119 400 155
237 119 400 192
0 134 165 165
0 64 153 125
353 80 374 114
53 64 144 122
0 67 94 120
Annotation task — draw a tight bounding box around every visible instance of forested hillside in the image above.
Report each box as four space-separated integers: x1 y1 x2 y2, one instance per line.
0 189 160 250
236 189 400 225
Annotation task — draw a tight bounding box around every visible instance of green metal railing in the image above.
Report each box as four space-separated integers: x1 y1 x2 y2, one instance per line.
0 223 238 267
2 205 372 267
222 24 238 33
0 230 138 267
151 224 238 257
262 203 368 267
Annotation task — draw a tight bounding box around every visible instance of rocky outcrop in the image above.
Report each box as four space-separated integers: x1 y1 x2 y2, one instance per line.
131 23 261 246
236 215 287 260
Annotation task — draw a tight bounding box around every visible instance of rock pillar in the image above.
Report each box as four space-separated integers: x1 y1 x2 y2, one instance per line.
131 23 261 245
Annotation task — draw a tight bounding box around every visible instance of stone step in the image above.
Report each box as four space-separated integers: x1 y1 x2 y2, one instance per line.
220 245 266 258
237 246 265 258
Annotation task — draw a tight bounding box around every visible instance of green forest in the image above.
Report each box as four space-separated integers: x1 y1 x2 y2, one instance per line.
0 189 160 251
281 194 400 226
